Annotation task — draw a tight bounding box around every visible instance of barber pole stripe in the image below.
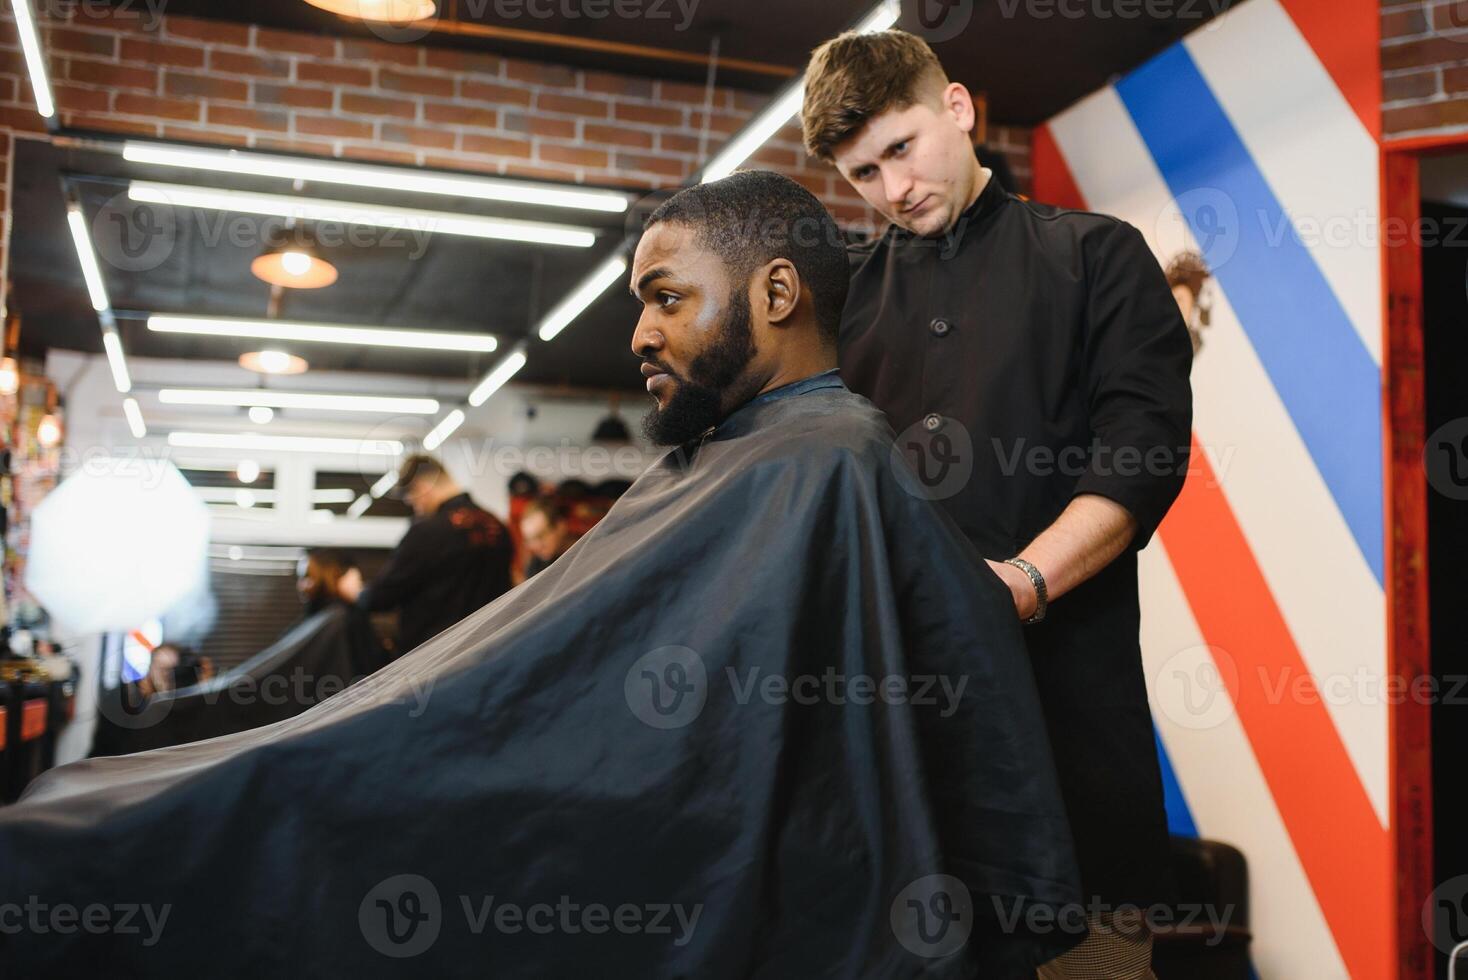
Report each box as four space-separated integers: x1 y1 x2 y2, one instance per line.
1139 542 1350 980
1116 44 1385 585
1185 0 1383 366
1045 93 1386 818
1034 1 1392 967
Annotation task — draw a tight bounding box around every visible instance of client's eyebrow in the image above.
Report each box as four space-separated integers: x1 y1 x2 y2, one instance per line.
633 267 675 297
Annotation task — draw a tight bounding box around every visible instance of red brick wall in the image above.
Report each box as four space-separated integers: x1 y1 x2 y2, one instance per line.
0 6 1032 310
1381 0 1468 136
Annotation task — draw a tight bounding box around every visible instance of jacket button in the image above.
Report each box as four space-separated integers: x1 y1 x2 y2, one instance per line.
922 413 943 432
929 318 951 337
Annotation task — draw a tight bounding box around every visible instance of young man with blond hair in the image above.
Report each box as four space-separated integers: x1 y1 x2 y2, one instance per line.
804 30 1194 979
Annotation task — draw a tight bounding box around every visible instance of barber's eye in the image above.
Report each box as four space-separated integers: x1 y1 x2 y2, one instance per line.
657 292 678 309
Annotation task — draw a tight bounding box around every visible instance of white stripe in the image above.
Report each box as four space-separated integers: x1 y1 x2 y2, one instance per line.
1140 542 1350 980
1185 0 1382 365
1050 86 1388 828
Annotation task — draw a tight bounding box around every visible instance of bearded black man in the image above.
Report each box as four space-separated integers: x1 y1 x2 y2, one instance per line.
0 171 1081 980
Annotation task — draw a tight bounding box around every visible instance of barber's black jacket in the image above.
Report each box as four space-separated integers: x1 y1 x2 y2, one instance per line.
841 174 1193 906
360 493 512 654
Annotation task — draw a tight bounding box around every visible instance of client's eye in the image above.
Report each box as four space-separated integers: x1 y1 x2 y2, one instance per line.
657 292 679 309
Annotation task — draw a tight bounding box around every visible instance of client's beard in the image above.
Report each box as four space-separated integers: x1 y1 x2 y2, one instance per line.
641 291 757 446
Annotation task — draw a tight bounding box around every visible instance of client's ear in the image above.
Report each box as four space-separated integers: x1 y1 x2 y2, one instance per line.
762 259 800 326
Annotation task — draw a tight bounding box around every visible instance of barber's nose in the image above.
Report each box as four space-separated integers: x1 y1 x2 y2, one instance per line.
883 170 913 209
631 315 663 359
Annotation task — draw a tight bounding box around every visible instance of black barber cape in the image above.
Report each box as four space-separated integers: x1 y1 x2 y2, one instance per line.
0 373 1082 978
842 173 1194 907
90 603 388 758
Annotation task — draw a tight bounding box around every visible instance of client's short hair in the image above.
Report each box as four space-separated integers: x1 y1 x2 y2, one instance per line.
643 170 849 342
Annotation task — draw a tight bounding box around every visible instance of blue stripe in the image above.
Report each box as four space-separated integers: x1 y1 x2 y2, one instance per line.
1155 726 1198 838
1116 46 1385 585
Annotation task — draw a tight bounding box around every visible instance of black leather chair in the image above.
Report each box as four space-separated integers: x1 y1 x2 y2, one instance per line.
1153 836 1253 980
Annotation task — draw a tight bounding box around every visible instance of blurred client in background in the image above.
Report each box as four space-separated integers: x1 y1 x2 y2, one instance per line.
339 454 512 656
296 549 389 678
520 497 575 579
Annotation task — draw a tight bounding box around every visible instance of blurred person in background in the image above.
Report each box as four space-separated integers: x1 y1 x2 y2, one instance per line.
297 549 389 677
133 643 212 700
519 497 575 579
339 454 512 657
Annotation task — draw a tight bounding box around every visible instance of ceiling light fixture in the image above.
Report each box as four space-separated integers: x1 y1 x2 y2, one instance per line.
167 431 405 456
102 331 132 394
700 1 898 184
252 237 339 289
129 182 598 248
66 207 110 313
423 409 465 451
149 315 498 354
12 0 55 119
303 0 437 21
536 255 628 341
122 397 147 438
157 388 441 415
237 459 261 484
122 143 629 214
248 406 275 424
468 349 528 407
239 350 309 375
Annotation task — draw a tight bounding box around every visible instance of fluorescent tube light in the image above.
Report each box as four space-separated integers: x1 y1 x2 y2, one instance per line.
537 255 628 342
123 142 629 213
468 349 527 407
129 181 597 248
122 397 146 438
147 315 497 353
12 0 55 119
157 388 440 415
422 409 465 451
166 432 404 456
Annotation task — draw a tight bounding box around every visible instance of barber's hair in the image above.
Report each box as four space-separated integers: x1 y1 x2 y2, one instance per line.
397 453 445 488
643 170 849 342
802 29 950 161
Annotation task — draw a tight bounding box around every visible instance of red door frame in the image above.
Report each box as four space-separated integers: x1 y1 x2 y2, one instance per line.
1382 134 1453 980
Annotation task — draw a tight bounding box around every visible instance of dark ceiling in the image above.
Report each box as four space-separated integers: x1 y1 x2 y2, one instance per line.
144 0 1242 125
14 138 658 390
19 1 1242 392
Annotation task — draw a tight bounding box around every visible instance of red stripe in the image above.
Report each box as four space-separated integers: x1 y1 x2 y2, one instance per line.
1277 0 1380 141
1029 123 1088 211
1160 437 1393 980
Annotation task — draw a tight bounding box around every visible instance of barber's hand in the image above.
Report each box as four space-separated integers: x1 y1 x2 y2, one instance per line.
338 567 364 603
986 559 1039 621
